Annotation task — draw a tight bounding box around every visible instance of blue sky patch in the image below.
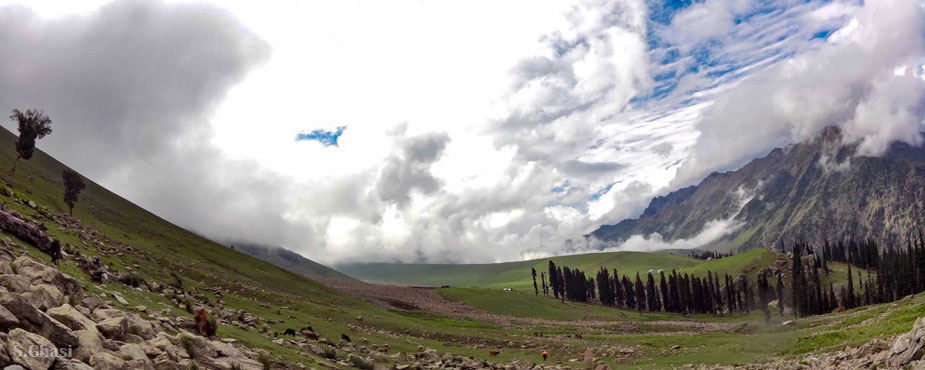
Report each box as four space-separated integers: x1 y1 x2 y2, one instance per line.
296 126 346 147
589 183 615 201
552 180 571 194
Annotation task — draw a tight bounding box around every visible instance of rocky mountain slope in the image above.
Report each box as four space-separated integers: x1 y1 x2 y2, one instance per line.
591 127 925 251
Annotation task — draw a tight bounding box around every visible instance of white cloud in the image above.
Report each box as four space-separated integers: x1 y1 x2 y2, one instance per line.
1 0 918 265
673 0 925 187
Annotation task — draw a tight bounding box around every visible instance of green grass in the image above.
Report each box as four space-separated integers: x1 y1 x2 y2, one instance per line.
338 251 702 289
439 288 685 322
679 248 780 279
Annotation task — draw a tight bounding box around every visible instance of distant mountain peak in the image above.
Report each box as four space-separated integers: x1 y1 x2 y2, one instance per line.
590 129 925 251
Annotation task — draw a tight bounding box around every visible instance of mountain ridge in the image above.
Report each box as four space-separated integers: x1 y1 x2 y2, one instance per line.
231 243 357 282
590 127 925 251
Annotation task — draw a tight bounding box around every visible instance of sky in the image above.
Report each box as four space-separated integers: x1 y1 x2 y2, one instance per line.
0 0 922 265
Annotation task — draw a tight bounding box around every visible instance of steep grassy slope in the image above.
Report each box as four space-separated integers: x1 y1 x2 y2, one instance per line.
338 251 701 288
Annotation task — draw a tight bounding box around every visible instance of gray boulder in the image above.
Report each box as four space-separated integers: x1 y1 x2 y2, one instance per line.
25 285 63 312
0 275 30 293
71 330 102 363
0 334 10 367
0 294 78 348
0 305 19 331
45 305 95 333
6 328 56 370
50 359 94 370
88 352 128 370
95 317 127 340
888 317 925 367
79 297 103 313
12 258 81 300
151 353 181 370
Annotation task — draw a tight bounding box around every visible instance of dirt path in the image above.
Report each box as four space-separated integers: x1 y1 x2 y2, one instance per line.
320 278 738 332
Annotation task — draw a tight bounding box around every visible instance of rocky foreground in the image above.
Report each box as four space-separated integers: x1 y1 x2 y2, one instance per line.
0 246 267 370
2 240 925 370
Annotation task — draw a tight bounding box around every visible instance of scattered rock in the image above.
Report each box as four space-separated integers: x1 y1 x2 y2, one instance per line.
96 317 128 340
46 304 96 333
6 328 56 370
72 330 103 363
0 305 19 330
888 317 925 367
89 351 128 370
79 296 104 312
109 293 128 306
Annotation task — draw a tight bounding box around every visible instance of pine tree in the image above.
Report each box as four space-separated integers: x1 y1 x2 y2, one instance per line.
634 272 646 312
541 272 548 296
532 268 539 296
548 261 559 299
646 273 658 312
846 264 856 309
614 269 625 307
791 243 806 317
623 276 635 309
659 271 670 313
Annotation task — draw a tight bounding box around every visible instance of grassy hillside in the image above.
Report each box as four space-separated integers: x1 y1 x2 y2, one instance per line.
679 248 781 278
232 243 357 282
338 251 702 289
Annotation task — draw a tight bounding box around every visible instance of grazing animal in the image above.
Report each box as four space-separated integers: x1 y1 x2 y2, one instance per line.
303 331 318 340
489 350 501 357
282 328 297 336
341 334 352 342
194 309 209 337
318 338 335 347
49 240 61 265
273 332 278 338
300 326 314 333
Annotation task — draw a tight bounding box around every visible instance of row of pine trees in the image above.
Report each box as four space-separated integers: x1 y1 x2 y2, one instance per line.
535 260 776 316
530 236 925 319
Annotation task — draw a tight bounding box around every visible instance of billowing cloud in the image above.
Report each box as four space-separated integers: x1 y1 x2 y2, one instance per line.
0 0 918 265
672 0 925 187
0 0 304 249
376 130 450 206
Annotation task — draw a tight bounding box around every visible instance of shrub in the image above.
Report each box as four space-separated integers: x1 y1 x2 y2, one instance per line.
119 273 146 288
230 363 244 370
187 363 200 370
257 353 271 370
323 347 337 359
206 315 218 337
171 271 184 290
348 354 374 370
181 336 195 358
